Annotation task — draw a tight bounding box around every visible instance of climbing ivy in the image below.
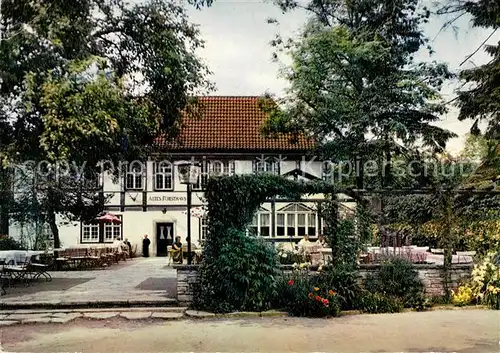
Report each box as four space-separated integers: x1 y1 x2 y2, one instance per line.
201 174 339 261
193 174 341 313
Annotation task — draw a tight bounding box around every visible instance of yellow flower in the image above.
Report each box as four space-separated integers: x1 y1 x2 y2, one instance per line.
314 287 319 292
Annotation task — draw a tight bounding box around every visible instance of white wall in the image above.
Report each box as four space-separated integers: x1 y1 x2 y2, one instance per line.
106 209 203 254
9 214 79 249
9 156 326 252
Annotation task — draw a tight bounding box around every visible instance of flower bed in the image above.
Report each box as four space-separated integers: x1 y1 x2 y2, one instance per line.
452 252 499 309
176 262 473 311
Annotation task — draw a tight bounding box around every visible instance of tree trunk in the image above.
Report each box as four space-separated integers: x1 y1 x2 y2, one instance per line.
47 187 61 248
0 166 11 236
355 154 364 189
384 143 392 187
48 210 60 249
440 191 454 301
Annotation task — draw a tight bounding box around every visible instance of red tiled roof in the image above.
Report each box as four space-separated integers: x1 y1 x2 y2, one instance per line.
154 96 315 152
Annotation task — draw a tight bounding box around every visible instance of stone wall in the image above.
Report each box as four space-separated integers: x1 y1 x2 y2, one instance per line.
356 264 473 297
176 265 200 305
175 263 473 305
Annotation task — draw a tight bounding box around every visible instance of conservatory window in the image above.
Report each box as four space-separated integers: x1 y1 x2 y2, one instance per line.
276 203 317 237
247 208 270 237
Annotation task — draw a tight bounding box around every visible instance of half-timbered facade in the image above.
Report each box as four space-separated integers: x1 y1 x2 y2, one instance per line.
10 96 355 255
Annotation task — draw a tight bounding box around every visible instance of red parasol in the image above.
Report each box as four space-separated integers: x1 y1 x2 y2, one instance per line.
98 213 121 224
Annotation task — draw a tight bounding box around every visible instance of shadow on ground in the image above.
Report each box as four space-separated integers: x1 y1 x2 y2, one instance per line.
1 278 94 298
135 277 177 297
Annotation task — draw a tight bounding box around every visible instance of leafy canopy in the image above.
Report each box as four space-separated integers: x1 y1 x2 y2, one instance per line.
264 0 456 164
0 0 213 246
437 0 500 140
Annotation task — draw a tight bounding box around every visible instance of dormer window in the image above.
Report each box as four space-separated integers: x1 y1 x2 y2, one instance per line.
154 161 173 190
253 157 280 175
192 160 235 191
192 160 210 191
126 163 143 190
210 160 235 176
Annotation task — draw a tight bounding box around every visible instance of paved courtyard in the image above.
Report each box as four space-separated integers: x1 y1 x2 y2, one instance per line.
1 310 498 352
1 257 177 305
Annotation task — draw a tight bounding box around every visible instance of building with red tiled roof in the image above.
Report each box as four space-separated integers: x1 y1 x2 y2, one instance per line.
153 96 315 154
24 96 330 255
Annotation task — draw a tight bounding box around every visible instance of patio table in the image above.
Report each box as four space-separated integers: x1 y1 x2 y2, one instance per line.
425 254 473 265
0 250 44 265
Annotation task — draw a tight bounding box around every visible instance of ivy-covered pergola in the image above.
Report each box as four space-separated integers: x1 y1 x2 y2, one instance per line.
194 173 500 312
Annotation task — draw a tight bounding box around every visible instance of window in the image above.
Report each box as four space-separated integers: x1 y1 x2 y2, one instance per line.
200 217 208 241
192 160 235 190
126 163 143 190
276 203 317 237
192 160 209 191
254 157 279 175
248 214 258 235
276 213 285 236
298 213 306 236
154 162 173 190
247 208 270 237
210 160 235 177
260 213 270 237
81 215 122 243
307 213 316 235
287 213 296 236
104 222 121 242
82 224 99 243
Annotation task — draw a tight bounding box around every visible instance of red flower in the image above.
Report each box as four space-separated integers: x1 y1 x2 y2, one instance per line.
288 279 294 286
322 298 329 306
315 295 321 302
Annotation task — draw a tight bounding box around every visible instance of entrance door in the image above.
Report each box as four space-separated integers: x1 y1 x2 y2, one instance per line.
156 222 174 256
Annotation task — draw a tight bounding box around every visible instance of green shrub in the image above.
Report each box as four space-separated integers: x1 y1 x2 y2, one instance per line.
193 228 279 313
358 291 404 314
276 269 340 317
316 263 363 310
0 236 24 250
364 257 425 309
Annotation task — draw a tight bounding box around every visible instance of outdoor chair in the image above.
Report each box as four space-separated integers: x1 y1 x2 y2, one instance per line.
0 260 6 295
106 247 119 264
87 248 105 269
3 255 33 287
167 246 175 265
55 249 69 270
28 257 52 282
65 248 90 270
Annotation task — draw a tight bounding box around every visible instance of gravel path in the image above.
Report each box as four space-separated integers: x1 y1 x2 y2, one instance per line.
1 310 498 352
